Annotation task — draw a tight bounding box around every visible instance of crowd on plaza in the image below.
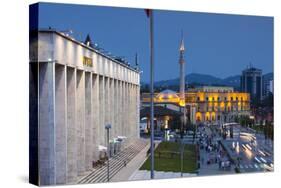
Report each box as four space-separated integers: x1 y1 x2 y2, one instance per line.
197 126 232 170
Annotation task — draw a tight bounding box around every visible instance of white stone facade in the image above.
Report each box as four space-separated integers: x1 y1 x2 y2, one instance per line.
29 30 140 185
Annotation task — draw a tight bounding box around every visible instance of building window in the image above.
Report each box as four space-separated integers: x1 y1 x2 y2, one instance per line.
218 97 220 101
212 97 215 101
197 97 200 101
206 97 209 101
225 97 227 101
236 97 238 101
231 97 233 101
241 97 243 101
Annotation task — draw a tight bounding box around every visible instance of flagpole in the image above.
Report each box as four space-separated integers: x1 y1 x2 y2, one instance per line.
149 10 155 179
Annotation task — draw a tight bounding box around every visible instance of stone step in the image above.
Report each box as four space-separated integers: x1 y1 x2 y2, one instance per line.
78 139 148 184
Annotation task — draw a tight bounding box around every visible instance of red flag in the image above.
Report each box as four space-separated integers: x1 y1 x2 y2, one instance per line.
145 9 151 17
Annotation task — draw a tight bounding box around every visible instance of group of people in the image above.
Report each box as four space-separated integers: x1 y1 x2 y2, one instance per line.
197 125 232 170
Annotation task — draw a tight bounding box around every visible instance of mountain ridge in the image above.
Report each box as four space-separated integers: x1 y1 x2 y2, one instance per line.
140 72 273 90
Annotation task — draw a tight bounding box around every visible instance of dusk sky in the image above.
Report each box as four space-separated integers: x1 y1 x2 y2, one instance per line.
38 2 273 83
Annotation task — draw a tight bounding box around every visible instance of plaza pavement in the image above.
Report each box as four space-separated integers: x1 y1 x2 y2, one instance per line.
129 170 197 181
198 126 235 176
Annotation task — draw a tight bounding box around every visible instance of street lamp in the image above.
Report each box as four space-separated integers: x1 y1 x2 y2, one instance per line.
105 124 112 182
179 101 185 177
180 142 184 177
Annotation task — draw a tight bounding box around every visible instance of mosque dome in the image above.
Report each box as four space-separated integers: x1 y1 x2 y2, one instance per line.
156 89 179 100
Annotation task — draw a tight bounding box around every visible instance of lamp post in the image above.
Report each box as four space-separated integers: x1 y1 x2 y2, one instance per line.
145 9 155 179
105 124 112 182
180 141 184 177
179 103 185 177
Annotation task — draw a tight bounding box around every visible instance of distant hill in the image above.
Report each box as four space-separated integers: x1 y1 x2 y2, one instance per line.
154 73 239 88
141 72 273 92
154 73 222 87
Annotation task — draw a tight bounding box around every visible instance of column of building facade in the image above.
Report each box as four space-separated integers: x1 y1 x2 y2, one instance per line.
103 77 111 143
133 84 137 138
134 85 137 138
54 64 67 184
120 81 124 137
130 84 133 139
133 83 139 138
127 83 130 139
109 78 113 137
99 76 105 146
124 81 127 138
118 80 122 137
130 83 133 138
38 62 56 185
66 67 77 183
136 84 140 138
129 83 131 139
29 63 38 185
113 79 117 138
112 78 116 138
115 80 118 137
84 72 93 171
129 84 133 139
92 74 100 161
105 77 110 140
110 78 115 138
126 83 130 141
123 82 127 140
122 81 126 139
76 69 86 175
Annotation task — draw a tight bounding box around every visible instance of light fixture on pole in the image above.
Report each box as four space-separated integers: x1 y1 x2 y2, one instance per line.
105 124 112 182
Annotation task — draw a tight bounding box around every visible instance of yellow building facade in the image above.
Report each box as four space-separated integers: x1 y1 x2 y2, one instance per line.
141 87 250 125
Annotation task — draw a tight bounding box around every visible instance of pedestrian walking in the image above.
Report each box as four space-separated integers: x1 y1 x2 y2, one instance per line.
123 160 127 167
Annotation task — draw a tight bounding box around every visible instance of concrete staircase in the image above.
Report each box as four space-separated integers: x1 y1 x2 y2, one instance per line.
78 139 148 184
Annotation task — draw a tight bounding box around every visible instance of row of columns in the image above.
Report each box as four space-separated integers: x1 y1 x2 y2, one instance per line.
30 62 139 185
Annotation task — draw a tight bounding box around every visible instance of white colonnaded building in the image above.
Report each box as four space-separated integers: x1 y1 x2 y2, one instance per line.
29 29 140 185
